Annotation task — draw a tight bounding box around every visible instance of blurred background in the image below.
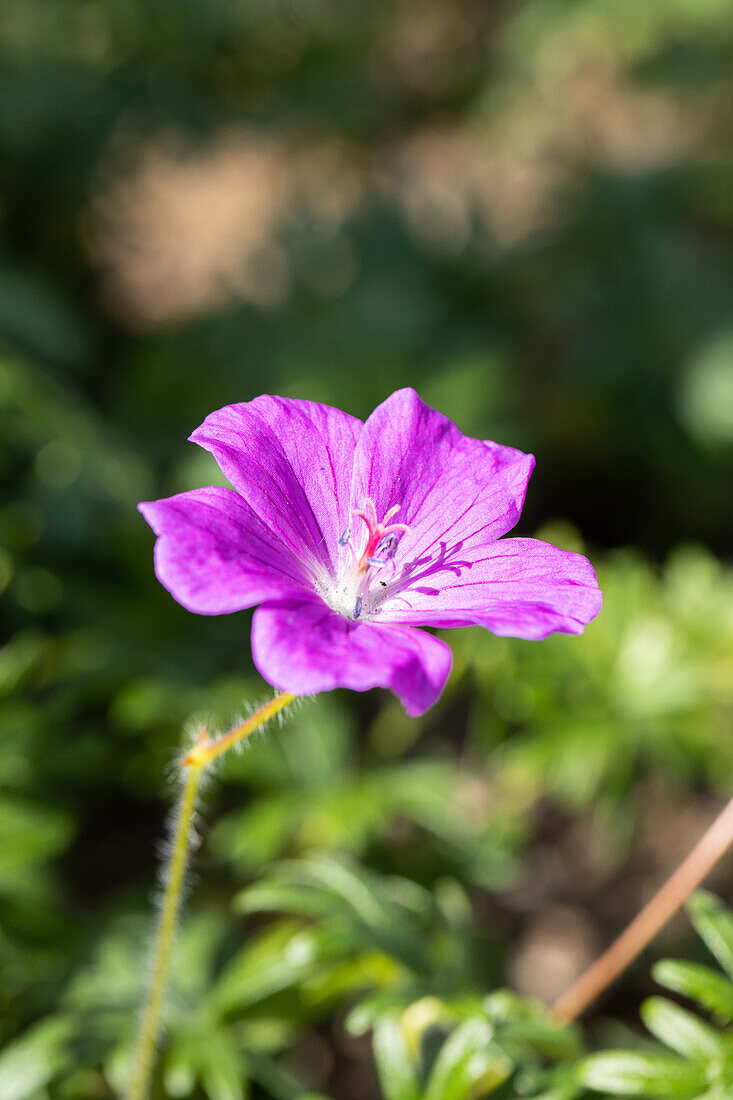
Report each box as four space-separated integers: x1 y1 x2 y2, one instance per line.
1 1 732 1097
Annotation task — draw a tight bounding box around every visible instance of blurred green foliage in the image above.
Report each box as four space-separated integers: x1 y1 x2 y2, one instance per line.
7 881 733 1099
1 0 733 1096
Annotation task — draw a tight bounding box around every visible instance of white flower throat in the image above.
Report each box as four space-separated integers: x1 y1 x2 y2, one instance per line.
319 498 410 621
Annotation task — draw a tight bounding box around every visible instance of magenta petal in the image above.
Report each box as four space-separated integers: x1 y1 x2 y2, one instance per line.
351 388 534 560
190 396 362 573
379 537 602 639
139 487 312 614
251 600 452 716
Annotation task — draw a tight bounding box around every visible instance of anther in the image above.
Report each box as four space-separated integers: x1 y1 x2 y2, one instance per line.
353 595 363 619
338 525 351 546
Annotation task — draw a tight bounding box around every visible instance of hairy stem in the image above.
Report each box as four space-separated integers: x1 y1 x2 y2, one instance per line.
553 793 733 1024
124 764 201 1100
182 693 296 769
124 691 295 1100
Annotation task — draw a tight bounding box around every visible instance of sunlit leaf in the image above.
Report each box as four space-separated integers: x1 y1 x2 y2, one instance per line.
577 1052 706 1097
641 997 723 1061
373 1016 421 1100
210 919 350 1014
0 1017 72 1100
687 893 733 981
423 1017 511 1100
653 960 733 1023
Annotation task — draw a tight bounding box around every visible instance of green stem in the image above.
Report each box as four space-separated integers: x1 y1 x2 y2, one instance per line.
125 762 202 1100
124 691 295 1100
182 693 296 770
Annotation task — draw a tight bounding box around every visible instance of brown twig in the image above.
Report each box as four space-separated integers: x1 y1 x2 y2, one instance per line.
552 794 733 1024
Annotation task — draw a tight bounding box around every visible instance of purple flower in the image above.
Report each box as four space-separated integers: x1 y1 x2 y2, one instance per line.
139 389 601 716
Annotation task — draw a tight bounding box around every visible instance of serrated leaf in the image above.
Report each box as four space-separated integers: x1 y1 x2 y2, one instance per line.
423 1017 511 1100
687 893 733 981
577 1052 706 1097
641 997 723 1061
0 1017 72 1100
653 959 733 1023
373 1016 421 1100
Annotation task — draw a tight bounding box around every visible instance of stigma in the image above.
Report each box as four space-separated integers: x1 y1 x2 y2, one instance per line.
350 498 409 573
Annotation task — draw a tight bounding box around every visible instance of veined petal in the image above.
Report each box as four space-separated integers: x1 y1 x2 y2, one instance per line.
377 537 602 639
190 396 362 572
139 487 311 614
351 388 534 563
251 600 452 716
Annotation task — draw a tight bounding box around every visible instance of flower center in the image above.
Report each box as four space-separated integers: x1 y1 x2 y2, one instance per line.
351 498 410 574
321 498 409 620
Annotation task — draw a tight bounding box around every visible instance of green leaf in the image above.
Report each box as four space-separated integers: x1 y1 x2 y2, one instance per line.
197 1032 247 1100
210 919 350 1014
0 796 73 889
214 799 299 875
247 1050 336 1100
346 991 414 1037
641 997 723 1060
289 858 430 970
527 1083 584 1100
299 948 406 1007
373 1016 421 1100
164 1039 198 1098
687 893 733 981
0 1017 72 1100
238 858 431 975
423 1017 511 1100
483 991 583 1062
577 1052 706 1096
164 1029 247 1100
235 881 344 922
653 959 733 1022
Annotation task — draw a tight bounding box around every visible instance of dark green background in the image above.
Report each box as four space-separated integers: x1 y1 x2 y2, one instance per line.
1 2 732 1097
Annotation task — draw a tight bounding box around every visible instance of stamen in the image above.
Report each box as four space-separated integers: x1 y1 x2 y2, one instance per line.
327 498 410 619
350 497 411 574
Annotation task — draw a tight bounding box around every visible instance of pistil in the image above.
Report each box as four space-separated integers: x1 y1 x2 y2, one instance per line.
351 498 409 574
